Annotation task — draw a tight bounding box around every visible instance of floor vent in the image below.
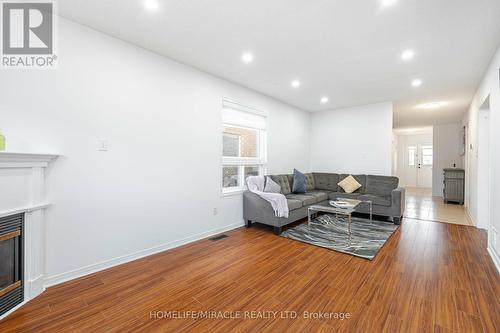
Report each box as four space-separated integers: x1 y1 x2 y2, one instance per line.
209 234 228 241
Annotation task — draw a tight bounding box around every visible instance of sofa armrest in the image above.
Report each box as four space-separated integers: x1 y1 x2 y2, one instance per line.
243 191 276 221
391 187 405 217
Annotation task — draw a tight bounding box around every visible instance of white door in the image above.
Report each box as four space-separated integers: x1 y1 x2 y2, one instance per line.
417 145 433 188
405 144 432 188
405 145 418 187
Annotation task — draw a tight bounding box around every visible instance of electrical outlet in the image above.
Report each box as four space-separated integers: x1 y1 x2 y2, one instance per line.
97 139 109 151
213 208 218 215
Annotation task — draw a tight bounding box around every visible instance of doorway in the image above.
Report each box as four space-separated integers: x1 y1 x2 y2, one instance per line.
394 128 433 189
405 144 433 188
394 126 470 226
476 97 491 231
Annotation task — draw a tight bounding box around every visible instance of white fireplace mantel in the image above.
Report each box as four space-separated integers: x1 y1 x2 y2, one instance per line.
0 151 58 168
0 151 58 319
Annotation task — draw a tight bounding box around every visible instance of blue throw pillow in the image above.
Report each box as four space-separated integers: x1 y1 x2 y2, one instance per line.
292 169 307 193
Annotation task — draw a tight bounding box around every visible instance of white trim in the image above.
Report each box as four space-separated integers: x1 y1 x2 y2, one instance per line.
221 188 245 197
0 203 51 218
45 220 245 287
465 207 476 227
0 152 58 168
222 98 268 117
487 246 500 274
222 157 266 166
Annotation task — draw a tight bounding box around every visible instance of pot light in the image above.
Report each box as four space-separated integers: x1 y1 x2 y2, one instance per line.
241 52 254 63
401 49 415 61
320 97 329 104
417 102 448 109
381 0 398 8
291 80 301 88
411 79 423 87
143 0 159 12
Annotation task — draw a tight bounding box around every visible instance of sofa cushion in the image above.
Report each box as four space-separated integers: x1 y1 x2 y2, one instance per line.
286 194 317 206
270 174 292 195
264 176 281 193
365 175 399 197
286 198 303 211
358 194 391 207
339 174 366 193
304 173 315 191
312 173 340 191
329 192 361 200
338 175 362 194
306 190 329 202
292 169 307 194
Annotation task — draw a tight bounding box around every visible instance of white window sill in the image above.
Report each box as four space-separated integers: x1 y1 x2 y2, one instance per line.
221 188 246 197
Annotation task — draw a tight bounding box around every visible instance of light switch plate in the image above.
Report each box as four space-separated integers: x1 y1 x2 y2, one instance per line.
98 139 109 151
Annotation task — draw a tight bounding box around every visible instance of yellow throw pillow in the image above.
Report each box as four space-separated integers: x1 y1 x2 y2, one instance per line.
338 175 362 194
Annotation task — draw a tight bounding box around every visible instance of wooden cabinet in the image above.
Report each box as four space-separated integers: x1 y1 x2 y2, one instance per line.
443 168 465 204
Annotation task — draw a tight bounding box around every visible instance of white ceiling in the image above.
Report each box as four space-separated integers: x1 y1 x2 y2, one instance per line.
58 0 500 127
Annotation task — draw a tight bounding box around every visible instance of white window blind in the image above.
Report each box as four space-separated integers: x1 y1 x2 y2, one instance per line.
222 101 267 130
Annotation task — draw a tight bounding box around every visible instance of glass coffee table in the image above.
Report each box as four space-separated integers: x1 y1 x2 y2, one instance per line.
307 198 373 244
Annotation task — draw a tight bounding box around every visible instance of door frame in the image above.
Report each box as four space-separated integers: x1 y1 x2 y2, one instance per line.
404 142 433 188
476 97 491 232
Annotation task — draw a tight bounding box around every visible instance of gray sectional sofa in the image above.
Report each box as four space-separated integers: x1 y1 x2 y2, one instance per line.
243 173 405 235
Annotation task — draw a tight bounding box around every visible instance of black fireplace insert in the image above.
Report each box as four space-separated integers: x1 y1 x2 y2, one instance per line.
0 213 24 317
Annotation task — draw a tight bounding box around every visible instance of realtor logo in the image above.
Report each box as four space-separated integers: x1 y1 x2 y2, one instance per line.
1 0 57 68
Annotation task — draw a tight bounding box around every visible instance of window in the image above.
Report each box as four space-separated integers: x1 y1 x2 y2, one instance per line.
421 145 433 166
408 146 416 166
222 133 241 157
221 99 267 194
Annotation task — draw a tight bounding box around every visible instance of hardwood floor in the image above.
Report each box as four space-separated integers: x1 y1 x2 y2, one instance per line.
1 218 499 332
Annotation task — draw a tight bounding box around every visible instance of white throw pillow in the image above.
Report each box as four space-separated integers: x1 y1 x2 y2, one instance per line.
264 176 281 193
338 175 362 194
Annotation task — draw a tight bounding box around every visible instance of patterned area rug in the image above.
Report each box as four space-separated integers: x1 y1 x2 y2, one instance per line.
281 214 399 260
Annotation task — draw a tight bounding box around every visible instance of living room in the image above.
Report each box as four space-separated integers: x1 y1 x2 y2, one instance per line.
1 0 499 332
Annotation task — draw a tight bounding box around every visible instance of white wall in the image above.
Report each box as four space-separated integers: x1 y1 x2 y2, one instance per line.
462 44 500 271
432 123 464 197
0 19 311 283
310 102 393 175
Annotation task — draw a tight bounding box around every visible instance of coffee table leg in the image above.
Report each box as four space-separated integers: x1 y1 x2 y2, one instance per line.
370 201 373 222
348 214 352 245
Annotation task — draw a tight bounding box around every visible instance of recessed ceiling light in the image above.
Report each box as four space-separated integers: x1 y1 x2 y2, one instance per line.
401 49 415 61
381 0 398 8
411 79 423 87
417 102 448 109
291 80 301 88
143 0 159 12
241 52 254 63
320 97 329 104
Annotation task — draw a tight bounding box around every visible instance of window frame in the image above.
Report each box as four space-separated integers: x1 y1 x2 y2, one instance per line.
221 99 267 196
407 146 417 167
421 145 433 166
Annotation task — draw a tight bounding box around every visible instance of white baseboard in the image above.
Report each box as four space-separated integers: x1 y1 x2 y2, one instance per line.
487 246 500 274
28 275 45 299
45 220 245 287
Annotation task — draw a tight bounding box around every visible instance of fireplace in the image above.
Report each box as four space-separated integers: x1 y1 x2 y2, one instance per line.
0 213 23 316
